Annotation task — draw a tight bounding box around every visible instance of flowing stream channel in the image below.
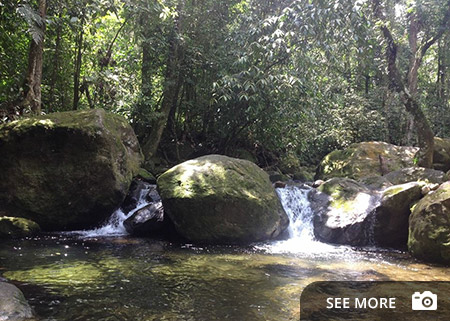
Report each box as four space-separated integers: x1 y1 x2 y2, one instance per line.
1 184 449 321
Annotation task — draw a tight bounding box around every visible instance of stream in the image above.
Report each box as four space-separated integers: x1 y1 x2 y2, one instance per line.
1 185 449 320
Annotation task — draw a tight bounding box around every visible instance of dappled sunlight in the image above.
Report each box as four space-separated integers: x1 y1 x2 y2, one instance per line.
4 261 104 289
167 159 228 198
327 192 373 227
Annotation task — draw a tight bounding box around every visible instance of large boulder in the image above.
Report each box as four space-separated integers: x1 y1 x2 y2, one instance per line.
310 178 423 248
433 137 450 172
360 167 445 190
0 216 40 239
316 142 418 180
157 155 289 244
310 178 378 246
408 182 450 265
0 282 34 321
0 109 142 230
371 182 423 248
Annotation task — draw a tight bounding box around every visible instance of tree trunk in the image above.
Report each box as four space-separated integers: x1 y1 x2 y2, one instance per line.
141 35 153 100
48 16 62 113
142 19 183 160
73 28 84 110
372 0 443 168
21 0 46 114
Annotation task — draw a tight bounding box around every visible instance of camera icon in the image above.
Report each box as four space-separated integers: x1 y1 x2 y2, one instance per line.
412 291 437 310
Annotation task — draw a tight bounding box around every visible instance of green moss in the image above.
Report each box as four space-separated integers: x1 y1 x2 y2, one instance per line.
316 142 418 180
0 216 40 238
0 109 142 230
136 168 156 182
157 155 288 244
408 182 450 264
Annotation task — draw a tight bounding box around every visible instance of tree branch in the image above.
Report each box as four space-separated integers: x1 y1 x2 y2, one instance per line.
419 0 450 59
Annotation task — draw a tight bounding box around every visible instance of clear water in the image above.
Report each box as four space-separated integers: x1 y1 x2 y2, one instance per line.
0 186 449 321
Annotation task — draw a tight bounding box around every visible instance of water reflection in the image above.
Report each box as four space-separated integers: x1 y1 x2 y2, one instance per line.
1 235 449 321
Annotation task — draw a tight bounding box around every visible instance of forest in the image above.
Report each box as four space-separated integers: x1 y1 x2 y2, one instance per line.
2 0 450 172
2 1 450 320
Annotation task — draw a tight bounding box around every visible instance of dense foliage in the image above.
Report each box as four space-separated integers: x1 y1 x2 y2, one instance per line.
1 0 450 171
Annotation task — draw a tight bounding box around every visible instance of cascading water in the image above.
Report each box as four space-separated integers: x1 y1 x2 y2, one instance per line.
258 185 345 254
75 183 155 238
76 182 347 256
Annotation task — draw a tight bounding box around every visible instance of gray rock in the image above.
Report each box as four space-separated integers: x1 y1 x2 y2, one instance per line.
123 202 165 236
372 182 423 248
0 282 34 321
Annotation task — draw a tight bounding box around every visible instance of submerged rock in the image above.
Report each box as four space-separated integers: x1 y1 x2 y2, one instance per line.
157 155 289 244
0 216 40 239
0 282 34 321
408 182 450 265
316 142 418 180
0 109 142 230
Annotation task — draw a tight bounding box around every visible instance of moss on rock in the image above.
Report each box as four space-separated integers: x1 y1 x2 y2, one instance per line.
433 137 450 172
408 181 450 265
0 216 40 238
372 182 423 248
0 109 142 230
316 142 418 180
311 178 377 245
157 155 289 244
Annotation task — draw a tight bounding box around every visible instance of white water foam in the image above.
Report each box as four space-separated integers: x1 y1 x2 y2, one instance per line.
73 183 154 238
257 185 349 255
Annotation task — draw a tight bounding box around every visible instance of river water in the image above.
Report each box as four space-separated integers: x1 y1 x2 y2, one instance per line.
0 185 449 320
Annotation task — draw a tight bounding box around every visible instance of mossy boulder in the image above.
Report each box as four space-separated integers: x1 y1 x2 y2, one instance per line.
0 282 34 321
279 151 301 174
408 182 450 265
433 137 450 172
0 109 142 230
372 182 423 248
293 166 315 182
310 178 423 248
0 216 40 239
360 167 446 190
266 170 289 183
310 178 378 245
157 155 289 244
135 168 156 184
316 142 418 180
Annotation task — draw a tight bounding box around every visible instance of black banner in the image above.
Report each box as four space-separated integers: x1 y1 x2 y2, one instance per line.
300 281 450 320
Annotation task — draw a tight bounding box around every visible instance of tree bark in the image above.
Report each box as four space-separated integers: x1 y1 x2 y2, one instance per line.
48 16 62 113
21 0 46 114
371 0 450 168
142 17 183 160
73 27 84 110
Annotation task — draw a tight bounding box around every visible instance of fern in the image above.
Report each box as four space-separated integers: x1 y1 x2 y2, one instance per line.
16 4 45 44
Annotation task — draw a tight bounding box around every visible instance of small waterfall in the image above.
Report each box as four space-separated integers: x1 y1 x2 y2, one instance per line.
75 183 155 238
276 185 315 240
259 185 341 254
